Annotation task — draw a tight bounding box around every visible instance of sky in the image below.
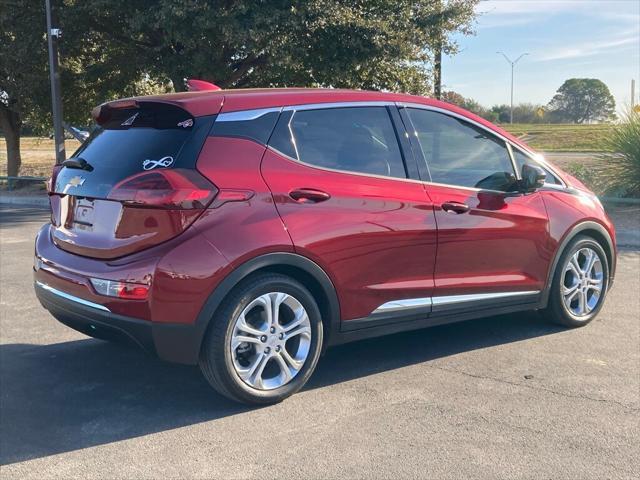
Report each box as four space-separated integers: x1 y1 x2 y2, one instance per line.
441 0 640 111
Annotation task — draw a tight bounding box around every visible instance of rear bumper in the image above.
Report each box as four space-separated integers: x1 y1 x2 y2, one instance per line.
35 281 202 365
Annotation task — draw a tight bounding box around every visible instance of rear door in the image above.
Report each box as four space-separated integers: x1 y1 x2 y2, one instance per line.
401 106 551 314
50 102 217 259
261 104 437 326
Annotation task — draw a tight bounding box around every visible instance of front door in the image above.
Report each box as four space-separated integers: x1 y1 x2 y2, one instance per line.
402 107 551 314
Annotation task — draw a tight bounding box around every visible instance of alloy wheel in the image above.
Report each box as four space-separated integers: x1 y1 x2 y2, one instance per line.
230 292 312 390
562 247 604 317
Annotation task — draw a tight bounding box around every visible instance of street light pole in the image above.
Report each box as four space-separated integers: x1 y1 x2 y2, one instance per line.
497 52 529 124
45 0 66 165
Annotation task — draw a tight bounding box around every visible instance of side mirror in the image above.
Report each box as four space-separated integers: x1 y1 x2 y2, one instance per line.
520 164 546 192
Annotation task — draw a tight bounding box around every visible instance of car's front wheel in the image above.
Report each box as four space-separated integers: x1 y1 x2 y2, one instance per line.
199 273 323 404
543 235 610 327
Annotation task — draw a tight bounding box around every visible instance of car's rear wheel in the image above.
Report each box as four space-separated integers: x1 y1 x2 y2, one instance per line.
543 235 609 327
199 273 323 404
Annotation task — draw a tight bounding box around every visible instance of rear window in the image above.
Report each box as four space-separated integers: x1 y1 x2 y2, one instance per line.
74 127 191 172
54 103 215 198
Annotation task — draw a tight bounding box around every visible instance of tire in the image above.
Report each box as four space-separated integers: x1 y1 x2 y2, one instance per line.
199 273 324 405
542 235 610 328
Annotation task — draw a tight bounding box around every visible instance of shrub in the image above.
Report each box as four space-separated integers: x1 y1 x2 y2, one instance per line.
598 110 640 197
565 162 606 195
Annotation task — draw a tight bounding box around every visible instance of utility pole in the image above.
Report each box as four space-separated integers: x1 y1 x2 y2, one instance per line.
433 0 443 100
497 52 529 124
45 0 66 165
434 43 442 100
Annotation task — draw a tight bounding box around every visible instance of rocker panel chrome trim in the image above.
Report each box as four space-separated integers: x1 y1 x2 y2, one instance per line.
373 297 432 314
371 290 540 315
431 290 540 307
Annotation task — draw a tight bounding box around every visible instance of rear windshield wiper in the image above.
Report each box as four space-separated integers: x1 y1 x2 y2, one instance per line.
62 157 94 172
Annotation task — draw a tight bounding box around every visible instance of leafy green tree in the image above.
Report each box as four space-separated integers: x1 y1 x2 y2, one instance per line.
2 0 478 176
66 0 477 92
0 1 50 176
441 90 491 118
547 78 616 124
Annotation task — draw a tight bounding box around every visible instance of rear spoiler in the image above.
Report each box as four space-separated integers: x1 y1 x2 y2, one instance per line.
91 99 139 125
90 100 195 128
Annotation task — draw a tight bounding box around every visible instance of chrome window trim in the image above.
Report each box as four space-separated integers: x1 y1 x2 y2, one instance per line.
35 281 111 312
216 107 283 122
370 290 540 315
282 101 396 111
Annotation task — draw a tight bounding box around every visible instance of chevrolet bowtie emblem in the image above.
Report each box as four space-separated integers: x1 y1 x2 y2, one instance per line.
68 176 85 187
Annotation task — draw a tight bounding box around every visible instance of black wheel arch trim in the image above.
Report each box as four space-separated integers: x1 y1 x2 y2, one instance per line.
186 252 341 364
541 220 616 306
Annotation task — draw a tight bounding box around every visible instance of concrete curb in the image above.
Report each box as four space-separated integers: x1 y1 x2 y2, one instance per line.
0 195 49 207
601 197 640 205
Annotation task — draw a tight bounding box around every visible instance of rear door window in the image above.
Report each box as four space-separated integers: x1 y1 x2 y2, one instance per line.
269 106 407 179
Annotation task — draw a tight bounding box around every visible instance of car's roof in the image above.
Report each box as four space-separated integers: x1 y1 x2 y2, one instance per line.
107 88 531 152
138 88 438 115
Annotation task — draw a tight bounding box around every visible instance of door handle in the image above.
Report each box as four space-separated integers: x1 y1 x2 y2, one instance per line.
289 188 331 204
441 201 470 214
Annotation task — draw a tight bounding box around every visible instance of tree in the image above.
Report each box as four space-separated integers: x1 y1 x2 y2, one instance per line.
66 0 478 92
547 78 616 124
0 1 50 177
2 0 479 176
441 90 493 120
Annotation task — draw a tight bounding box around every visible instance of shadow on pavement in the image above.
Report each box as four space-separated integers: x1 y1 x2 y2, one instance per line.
0 310 563 465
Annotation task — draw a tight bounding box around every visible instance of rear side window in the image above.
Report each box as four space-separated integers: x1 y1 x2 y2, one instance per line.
406 108 516 192
269 107 407 179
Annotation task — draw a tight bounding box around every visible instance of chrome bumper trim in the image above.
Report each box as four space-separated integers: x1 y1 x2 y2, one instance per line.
35 281 111 312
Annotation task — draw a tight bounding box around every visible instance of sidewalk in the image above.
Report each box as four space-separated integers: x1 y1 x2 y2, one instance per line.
1 193 638 248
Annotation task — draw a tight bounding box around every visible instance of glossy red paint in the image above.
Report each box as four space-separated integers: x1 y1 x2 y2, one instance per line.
424 184 552 296
261 149 437 320
49 195 205 260
34 87 617 366
186 79 222 91
194 137 294 266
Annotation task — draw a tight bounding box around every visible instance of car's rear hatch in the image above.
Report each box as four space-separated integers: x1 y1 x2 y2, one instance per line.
50 101 218 260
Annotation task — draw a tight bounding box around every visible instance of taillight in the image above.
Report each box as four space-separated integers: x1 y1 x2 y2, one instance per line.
90 278 150 300
108 168 217 209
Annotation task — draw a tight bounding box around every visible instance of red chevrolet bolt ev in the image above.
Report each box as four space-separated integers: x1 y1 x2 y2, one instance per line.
34 88 616 404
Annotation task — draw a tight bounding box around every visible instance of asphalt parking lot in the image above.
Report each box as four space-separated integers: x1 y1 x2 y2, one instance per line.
1 205 638 479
